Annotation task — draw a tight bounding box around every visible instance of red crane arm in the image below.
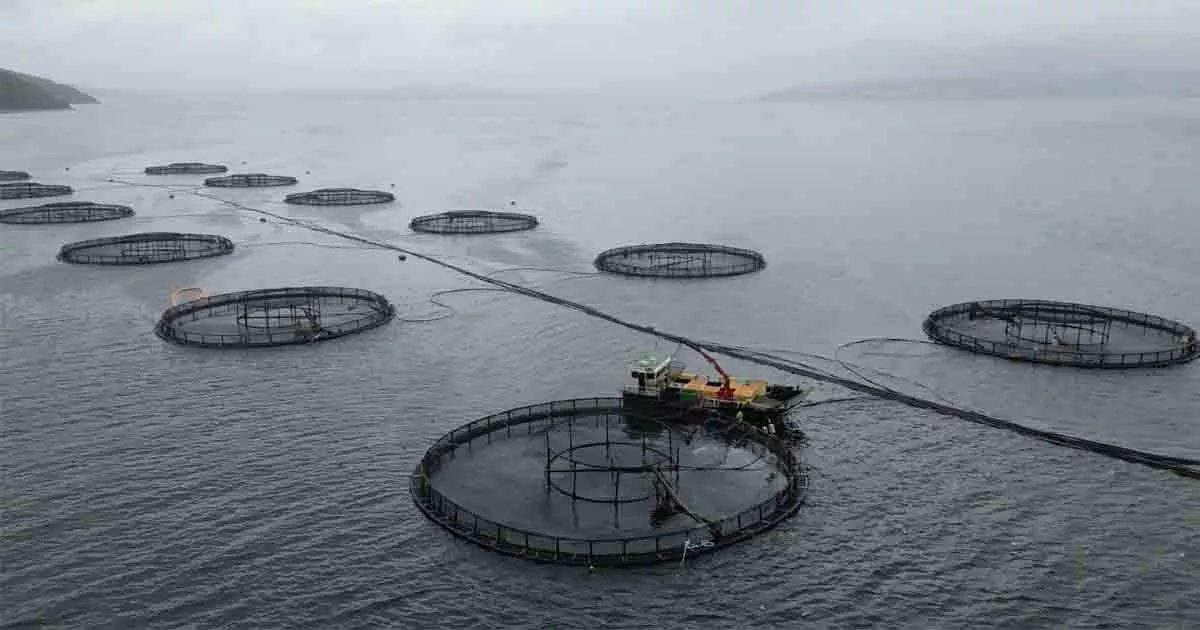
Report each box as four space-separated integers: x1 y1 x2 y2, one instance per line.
684 342 734 396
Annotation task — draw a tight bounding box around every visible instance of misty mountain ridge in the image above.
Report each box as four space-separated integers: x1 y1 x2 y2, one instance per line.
95 82 544 101
763 69 1200 101
0 67 98 112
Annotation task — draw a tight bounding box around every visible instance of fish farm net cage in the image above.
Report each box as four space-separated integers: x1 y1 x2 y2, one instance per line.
204 173 299 188
284 188 395 206
409 210 539 234
410 397 806 567
594 243 767 279
0 202 135 225
923 298 1199 368
0 182 73 200
156 286 396 348
57 232 235 265
0 170 31 182
144 162 228 176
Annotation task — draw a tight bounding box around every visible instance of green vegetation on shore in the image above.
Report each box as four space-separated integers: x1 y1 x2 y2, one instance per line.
0 67 98 113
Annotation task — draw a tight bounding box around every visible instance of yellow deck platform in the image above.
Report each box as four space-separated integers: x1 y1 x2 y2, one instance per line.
678 375 768 402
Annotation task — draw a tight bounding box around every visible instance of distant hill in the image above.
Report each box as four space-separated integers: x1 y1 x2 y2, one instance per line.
0 67 98 113
762 70 1200 101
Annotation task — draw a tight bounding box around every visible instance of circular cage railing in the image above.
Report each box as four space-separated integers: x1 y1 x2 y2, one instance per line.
0 170 31 182
156 285 396 348
284 188 395 206
409 210 539 234
410 397 806 567
0 202 135 225
594 242 767 279
0 182 74 200
57 232 235 265
204 173 299 188
144 162 228 176
923 298 1199 368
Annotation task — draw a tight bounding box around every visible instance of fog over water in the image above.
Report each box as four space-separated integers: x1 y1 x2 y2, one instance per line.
3 0 1200 96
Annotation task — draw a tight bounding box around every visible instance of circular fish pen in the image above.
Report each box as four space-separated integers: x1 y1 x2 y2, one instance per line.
0 182 74 200
923 299 1199 368
0 202 134 225
410 397 805 567
410 210 539 234
156 286 395 348
144 162 228 176
204 173 299 188
57 232 235 265
284 188 395 206
594 243 767 279
0 170 31 182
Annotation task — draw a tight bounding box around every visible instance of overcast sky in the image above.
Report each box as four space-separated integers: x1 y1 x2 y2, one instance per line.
2 0 1199 96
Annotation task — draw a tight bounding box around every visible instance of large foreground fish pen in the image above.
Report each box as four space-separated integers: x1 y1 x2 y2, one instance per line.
57 232 235 265
411 397 805 567
144 162 228 176
0 202 134 225
923 298 1199 368
409 210 539 234
204 173 299 188
0 182 73 200
594 242 767 279
156 286 396 348
0 170 31 182
284 188 395 206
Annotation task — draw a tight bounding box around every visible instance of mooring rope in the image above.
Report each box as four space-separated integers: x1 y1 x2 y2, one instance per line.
99 178 1200 480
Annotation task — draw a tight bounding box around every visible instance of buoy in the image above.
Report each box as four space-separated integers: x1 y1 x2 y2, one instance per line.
397 254 407 261
259 217 267 223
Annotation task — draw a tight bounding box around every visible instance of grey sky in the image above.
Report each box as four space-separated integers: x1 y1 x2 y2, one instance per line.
2 0 1198 96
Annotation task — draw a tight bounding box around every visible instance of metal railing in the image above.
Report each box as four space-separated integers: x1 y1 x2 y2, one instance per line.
284 188 395 206
58 233 234 265
0 202 134 225
924 298 1199 368
410 397 805 566
144 163 227 175
594 243 767 278
204 174 298 188
410 210 538 234
156 286 396 348
0 182 73 200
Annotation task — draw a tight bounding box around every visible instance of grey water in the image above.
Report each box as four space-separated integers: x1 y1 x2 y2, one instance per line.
2 93 1199 629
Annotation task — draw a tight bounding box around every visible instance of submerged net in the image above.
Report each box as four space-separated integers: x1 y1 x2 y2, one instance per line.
57 232 235 265
0 182 74 200
924 298 1199 368
0 202 134 225
204 173 299 188
411 397 804 566
284 188 395 206
409 210 539 234
156 285 395 348
594 242 767 278
144 162 228 175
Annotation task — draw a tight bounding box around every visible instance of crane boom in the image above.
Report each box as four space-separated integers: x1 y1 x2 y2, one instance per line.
682 340 734 398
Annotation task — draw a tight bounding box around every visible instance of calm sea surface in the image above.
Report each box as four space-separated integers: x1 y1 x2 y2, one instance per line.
2 93 1199 629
